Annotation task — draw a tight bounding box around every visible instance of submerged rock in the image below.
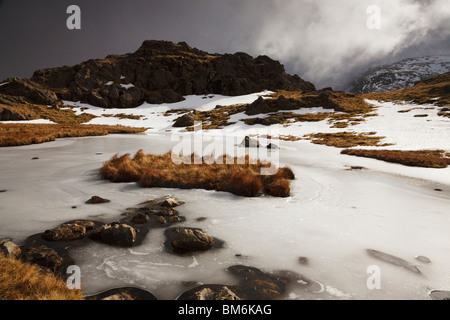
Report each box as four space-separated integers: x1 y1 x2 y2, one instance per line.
415 255 431 263
132 213 149 224
367 249 420 273
89 223 137 247
0 241 22 259
178 285 242 300
87 287 158 301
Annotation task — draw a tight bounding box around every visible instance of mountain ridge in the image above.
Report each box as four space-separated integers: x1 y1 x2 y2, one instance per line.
0 40 315 110
350 55 450 94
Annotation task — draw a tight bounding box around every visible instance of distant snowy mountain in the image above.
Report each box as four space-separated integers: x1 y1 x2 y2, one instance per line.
349 56 450 94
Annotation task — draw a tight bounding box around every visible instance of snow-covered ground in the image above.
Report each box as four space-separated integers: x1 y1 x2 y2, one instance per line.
0 93 449 300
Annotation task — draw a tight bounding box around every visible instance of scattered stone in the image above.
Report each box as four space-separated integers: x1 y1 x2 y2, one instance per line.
157 216 167 225
415 255 431 263
168 216 182 223
170 228 215 253
178 285 241 300
196 217 207 222
89 223 137 247
159 198 184 208
32 157 39 160
367 249 420 273
266 143 279 149
0 190 6 193
71 206 77 209
414 114 429 118
42 223 87 242
132 213 149 224
240 136 260 148
173 113 196 128
434 188 443 192
22 246 63 272
153 207 176 217
86 196 110 204
298 257 309 265
0 241 22 259
349 166 366 170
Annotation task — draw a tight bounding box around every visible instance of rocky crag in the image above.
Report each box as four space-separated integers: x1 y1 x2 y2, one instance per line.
0 40 315 120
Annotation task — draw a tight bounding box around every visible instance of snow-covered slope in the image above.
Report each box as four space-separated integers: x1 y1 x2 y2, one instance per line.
350 56 450 94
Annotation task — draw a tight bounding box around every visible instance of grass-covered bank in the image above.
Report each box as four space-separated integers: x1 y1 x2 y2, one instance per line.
0 123 147 147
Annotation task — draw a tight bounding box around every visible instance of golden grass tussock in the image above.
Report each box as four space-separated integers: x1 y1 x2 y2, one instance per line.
305 132 390 148
0 124 147 147
100 150 295 198
0 255 84 300
341 149 450 169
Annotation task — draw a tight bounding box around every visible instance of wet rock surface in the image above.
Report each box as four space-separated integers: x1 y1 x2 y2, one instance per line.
367 249 421 273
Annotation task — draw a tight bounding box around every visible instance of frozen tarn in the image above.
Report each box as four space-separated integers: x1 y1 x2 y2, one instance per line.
0 135 449 300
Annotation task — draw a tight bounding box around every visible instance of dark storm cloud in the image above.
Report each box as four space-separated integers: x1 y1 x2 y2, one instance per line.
0 0 449 89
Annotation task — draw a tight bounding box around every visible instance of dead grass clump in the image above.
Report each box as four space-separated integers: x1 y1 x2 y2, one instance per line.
341 149 450 168
305 132 389 148
100 150 295 198
264 179 291 198
101 113 144 120
0 255 84 300
0 124 147 147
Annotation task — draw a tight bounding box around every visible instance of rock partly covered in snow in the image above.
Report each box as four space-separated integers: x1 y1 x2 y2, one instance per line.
350 55 450 93
89 223 138 247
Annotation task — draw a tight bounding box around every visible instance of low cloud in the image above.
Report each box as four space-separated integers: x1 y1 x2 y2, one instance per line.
239 0 450 89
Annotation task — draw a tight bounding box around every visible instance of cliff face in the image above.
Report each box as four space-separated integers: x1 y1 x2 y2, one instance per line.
1 40 315 110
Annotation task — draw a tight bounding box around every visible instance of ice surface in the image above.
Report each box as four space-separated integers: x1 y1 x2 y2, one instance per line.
0 134 449 300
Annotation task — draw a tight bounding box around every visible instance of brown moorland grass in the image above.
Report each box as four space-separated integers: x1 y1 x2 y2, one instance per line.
0 255 84 300
100 150 295 197
305 132 390 148
0 124 147 147
0 96 97 124
341 149 450 168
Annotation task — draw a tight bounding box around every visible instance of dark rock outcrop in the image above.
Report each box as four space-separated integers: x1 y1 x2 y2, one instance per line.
245 93 341 116
18 40 315 109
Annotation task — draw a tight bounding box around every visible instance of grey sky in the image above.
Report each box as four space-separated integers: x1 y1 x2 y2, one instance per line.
0 0 449 89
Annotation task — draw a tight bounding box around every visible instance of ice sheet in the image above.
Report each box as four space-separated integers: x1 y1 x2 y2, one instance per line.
0 135 449 300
